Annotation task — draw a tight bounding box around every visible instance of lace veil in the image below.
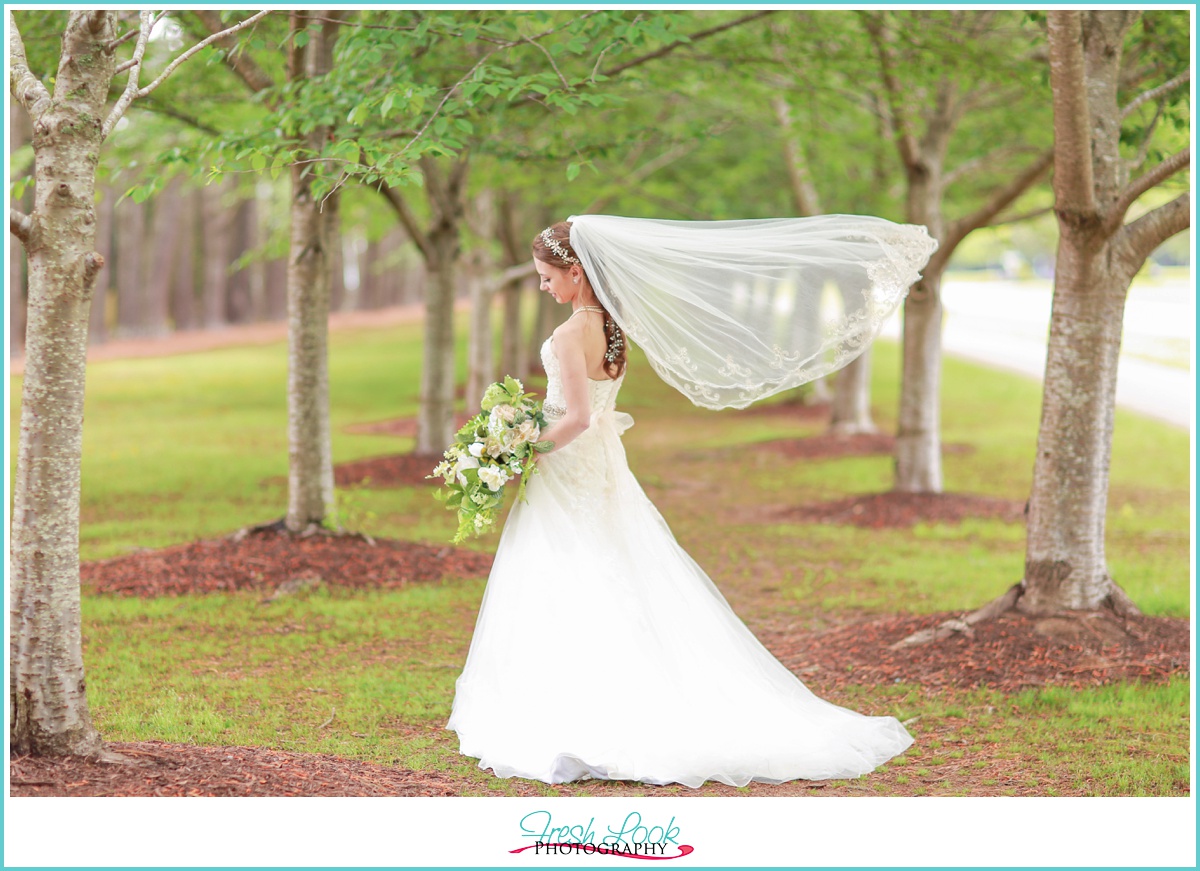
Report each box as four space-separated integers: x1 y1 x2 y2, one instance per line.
567 214 938 410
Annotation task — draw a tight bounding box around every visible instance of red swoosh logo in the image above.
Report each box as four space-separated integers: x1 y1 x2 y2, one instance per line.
509 843 694 860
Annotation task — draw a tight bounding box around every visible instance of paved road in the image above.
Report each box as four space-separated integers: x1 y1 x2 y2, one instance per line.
879 277 1193 431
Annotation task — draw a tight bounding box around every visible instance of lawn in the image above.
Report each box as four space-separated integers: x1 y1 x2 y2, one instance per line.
8 315 1192 796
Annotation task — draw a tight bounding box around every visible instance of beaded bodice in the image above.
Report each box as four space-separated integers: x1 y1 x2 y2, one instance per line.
540 335 624 420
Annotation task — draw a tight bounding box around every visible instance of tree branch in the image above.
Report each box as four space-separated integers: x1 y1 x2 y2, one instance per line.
191 10 276 94
944 144 1043 188
101 10 153 139
1046 11 1097 220
1107 148 1190 231
373 178 433 263
133 96 222 136
985 205 1054 228
10 209 32 245
1121 70 1189 119
1119 193 1190 265
483 261 537 293
137 10 273 100
8 12 52 120
943 148 1055 255
860 12 919 170
599 10 775 78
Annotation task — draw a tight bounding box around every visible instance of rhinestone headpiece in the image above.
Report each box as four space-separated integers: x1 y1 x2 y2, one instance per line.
541 227 579 265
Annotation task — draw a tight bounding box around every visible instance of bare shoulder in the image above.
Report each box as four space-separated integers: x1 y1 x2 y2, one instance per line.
551 316 587 349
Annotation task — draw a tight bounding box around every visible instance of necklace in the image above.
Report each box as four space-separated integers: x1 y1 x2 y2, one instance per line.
567 305 605 321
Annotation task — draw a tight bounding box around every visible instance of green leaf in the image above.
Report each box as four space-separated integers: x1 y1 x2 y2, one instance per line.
566 162 581 182
250 152 267 172
294 29 310 48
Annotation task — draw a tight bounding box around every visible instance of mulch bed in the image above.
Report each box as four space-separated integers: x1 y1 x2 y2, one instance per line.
80 528 493 598
740 398 833 421
8 740 476 797
343 413 474 439
768 491 1026 528
755 433 975 460
765 608 1190 693
333 452 447 489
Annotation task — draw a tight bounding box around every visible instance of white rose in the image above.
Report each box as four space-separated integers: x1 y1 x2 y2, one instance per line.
487 404 518 438
468 442 484 458
477 465 511 492
453 454 479 484
513 419 540 445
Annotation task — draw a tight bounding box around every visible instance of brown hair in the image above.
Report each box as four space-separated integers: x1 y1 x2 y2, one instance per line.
532 221 627 379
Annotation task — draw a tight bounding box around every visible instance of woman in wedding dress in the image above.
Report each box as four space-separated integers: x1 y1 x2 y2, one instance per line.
445 216 935 788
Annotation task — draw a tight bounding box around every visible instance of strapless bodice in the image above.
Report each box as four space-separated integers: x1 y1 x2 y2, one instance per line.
540 336 624 420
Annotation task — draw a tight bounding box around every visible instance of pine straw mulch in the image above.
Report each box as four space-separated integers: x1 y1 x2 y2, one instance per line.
79 527 493 598
9 741 471 797
761 608 1190 693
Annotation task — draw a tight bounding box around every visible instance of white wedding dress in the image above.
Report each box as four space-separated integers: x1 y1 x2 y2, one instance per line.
444 336 913 788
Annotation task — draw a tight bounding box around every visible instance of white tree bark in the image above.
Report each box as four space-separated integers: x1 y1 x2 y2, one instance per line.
830 349 877 434
10 9 271 756
9 10 116 757
1020 11 1190 615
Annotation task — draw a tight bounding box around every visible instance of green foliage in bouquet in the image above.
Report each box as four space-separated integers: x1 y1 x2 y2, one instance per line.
428 376 555 543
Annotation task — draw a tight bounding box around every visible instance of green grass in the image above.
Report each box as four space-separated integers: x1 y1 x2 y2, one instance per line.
9 312 1192 795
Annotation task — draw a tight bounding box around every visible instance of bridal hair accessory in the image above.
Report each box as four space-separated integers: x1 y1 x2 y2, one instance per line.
605 319 624 363
567 213 938 410
540 227 580 265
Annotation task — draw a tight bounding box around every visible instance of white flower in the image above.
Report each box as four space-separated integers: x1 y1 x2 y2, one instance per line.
513 419 540 445
468 442 484 458
483 435 505 458
488 404 518 438
477 465 511 492
453 454 479 484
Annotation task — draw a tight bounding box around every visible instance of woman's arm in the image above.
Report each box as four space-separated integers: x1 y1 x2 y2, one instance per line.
540 321 592 453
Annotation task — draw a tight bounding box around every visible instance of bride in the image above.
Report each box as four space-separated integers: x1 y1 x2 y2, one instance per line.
445 215 936 788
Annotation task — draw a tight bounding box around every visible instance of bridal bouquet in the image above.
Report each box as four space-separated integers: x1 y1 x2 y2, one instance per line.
428 376 554 543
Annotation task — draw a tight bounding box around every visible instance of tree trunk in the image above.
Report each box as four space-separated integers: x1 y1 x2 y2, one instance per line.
113 197 148 337
415 230 460 454
499 280 524 378
201 180 232 328
9 10 117 758
264 256 287 321
830 348 877 434
169 187 197 330
361 237 382 309
89 189 112 342
893 268 944 491
465 269 495 408
529 287 557 373
226 194 255 323
328 196 345 314
284 11 341 531
1018 10 1188 615
10 100 33 353
145 178 182 334
9 228 27 353
1021 245 1127 612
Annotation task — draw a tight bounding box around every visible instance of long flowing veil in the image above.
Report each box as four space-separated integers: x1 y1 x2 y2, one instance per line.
568 214 938 410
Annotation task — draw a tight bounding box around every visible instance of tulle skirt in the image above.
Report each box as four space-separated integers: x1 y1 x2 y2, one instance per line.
444 410 912 788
